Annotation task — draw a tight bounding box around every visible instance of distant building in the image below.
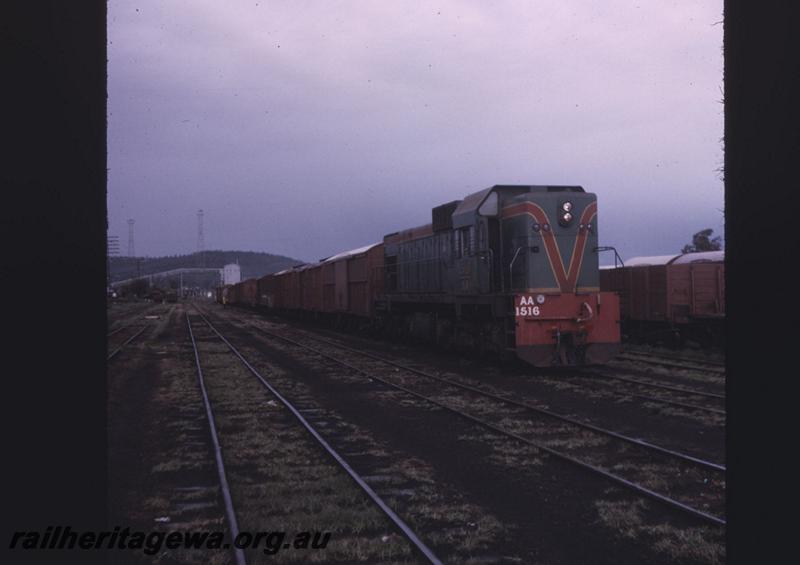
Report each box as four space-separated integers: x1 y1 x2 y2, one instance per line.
222 263 241 285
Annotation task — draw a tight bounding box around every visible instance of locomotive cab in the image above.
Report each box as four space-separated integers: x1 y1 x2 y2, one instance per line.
501 188 598 293
449 185 596 293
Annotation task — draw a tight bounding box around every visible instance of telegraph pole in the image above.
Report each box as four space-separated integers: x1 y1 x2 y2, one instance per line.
127 219 135 257
106 235 120 291
197 209 205 267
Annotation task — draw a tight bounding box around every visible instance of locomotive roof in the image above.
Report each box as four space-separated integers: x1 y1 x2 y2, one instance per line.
452 185 585 228
383 223 434 245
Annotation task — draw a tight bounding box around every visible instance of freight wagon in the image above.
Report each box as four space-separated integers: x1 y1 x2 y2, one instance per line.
599 251 724 346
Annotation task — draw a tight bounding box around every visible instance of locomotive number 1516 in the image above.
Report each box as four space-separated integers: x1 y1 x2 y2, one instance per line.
516 295 544 317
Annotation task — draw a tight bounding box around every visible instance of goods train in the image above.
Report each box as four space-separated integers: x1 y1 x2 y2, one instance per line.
599 251 724 347
219 185 621 366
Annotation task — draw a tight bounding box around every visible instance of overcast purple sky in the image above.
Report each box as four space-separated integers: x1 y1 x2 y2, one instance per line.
108 1 723 263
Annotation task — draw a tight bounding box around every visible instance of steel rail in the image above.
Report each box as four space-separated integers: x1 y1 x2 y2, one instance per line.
186 314 247 565
106 303 161 337
240 320 725 527
615 353 726 374
619 351 726 367
107 324 127 337
583 376 726 415
252 325 725 473
591 371 726 400
107 326 148 361
192 308 443 565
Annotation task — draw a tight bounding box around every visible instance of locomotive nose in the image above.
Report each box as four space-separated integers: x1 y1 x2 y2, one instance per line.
514 293 620 367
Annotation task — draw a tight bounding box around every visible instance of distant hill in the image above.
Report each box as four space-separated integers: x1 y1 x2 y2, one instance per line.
109 250 306 283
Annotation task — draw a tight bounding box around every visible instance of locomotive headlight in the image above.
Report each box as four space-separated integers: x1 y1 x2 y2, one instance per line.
536 294 546 304
559 202 574 226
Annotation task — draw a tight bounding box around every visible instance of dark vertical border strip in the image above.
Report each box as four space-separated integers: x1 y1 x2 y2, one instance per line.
4 2 107 564
725 1 798 563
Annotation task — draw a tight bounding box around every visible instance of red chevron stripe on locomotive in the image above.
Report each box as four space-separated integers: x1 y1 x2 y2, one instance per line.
502 201 597 293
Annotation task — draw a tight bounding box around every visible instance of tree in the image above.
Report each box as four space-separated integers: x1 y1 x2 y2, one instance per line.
682 229 722 254
120 278 150 298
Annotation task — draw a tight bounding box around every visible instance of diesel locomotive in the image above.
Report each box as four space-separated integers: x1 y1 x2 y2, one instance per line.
221 185 621 367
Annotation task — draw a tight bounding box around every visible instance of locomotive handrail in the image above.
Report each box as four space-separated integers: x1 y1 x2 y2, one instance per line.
576 301 594 323
479 247 495 292
508 247 524 291
594 246 625 268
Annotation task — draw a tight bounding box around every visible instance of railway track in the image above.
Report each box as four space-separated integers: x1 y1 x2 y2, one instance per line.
614 352 726 375
187 309 442 564
186 314 247 565
209 309 725 527
245 309 725 417
252 308 725 419
306 320 726 417
107 303 169 361
231 311 727 469
580 370 726 416
261 326 724 471
107 302 161 334
592 361 725 396
106 325 148 361
106 324 128 338
108 303 235 565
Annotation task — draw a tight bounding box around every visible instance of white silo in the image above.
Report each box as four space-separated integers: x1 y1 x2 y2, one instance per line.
222 263 241 285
